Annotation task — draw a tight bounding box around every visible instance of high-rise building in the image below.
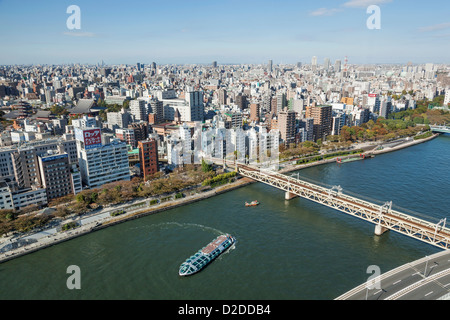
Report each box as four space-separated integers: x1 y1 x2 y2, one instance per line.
129 122 149 142
107 108 132 130
76 127 130 189
11 147 41 189
299 117 314 142
324 58 330 71
138 138 159 180
276 93 287 114
332 113 348 136
130 100 147 122
292 99 304 118
444 88 450 106
268 60 273 72
72 115 99 129
367 94 381 113
278 110 297 145
37 153 73 201
184 89 205 121
270 96 278 115
100 67 111 77
334 60 342 73
379 98 392 119
115 128 136 148
305 105 332 141
235 93 247 110
250 103 260 122
218 88 227 105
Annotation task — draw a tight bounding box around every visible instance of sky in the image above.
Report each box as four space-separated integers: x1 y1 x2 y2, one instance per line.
0 0 449 66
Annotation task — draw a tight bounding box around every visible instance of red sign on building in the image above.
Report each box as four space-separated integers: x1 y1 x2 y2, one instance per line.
83 129 102 148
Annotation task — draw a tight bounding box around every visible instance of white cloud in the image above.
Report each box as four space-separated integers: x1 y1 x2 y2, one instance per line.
309 7 342 16
342 0 393 8
310 0 392 17
418 22 450 32
63 32 96 38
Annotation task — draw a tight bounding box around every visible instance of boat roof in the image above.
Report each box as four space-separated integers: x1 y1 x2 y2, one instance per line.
201 235 228 254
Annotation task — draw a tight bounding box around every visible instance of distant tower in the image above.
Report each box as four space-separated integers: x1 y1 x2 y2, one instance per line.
344 56 348 78
311 56 318 71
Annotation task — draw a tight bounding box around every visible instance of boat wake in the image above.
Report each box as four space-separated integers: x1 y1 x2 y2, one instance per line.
135 221 226 236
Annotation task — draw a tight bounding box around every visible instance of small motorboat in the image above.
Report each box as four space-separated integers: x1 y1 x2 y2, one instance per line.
245 200 259 207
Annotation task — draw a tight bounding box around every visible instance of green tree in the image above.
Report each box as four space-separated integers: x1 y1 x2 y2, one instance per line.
201 159 213 173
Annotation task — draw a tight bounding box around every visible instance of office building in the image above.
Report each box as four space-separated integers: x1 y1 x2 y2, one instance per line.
130 99 147 122
107 109 132 130
305 105 332 141
76 127 130 189
299 118 314 142
278 110 297 145
335 60 342 73
115 128 136 148
11 147 41 190
37 153 73 201
138 138 159 180
250 103 260 122
444 88 450 106
218 89 227 105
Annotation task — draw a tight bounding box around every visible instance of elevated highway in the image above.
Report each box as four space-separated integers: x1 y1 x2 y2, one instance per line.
336 249 450 300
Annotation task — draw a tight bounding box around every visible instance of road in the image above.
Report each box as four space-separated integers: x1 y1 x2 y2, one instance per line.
336 249 450 300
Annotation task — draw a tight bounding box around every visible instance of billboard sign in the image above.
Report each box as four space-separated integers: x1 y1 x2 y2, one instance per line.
75 127 102 149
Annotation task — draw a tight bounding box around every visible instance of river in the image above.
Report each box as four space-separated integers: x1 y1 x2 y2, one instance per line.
0 135 449 300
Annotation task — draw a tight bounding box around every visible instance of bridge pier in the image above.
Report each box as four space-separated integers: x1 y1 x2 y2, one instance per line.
374 224 389 236
285 191 298 200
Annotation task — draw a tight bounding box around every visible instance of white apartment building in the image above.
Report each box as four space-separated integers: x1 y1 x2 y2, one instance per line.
130 100 148 122
229 128 246 162
78 141 130 189
12 188 47 210
76 127 130 189
167 124 192 166
0 181 14 210
107 109 132 130
162 90 204 122
258 128 280 170
444 88 450 106
72 115 99 129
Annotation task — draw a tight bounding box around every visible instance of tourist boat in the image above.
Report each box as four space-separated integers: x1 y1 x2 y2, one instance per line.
245 200 259 207
179 234 236 276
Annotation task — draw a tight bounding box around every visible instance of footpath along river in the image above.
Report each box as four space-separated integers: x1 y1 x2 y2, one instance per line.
0 134 449 300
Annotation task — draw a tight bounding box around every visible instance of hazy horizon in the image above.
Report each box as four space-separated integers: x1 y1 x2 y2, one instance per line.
1 0 449 66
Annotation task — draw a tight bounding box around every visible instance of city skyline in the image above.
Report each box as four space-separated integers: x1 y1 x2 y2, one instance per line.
0 0 449 65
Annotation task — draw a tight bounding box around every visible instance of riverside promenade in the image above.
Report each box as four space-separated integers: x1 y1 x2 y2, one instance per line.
0 132 440 264
0 177 254 264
